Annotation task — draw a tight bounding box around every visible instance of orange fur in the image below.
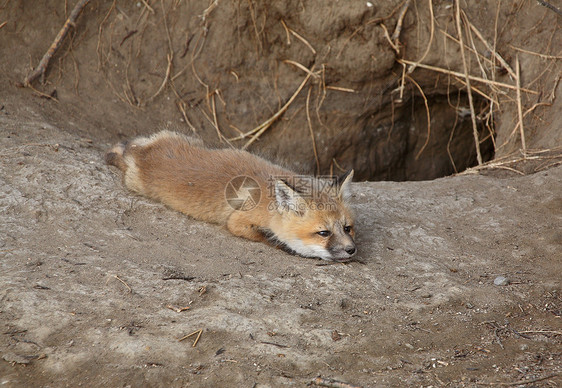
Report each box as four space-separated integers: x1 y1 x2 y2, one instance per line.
106 130 356 261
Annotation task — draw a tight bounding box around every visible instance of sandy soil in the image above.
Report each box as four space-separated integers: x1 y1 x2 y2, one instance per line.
1 109 560 387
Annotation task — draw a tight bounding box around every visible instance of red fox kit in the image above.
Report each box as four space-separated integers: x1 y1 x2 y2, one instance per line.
106 131 356 261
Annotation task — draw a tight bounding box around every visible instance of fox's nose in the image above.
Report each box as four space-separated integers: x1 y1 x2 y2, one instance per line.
345 246 356 255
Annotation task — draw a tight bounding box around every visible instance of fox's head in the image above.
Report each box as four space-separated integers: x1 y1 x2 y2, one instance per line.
269 170 356 262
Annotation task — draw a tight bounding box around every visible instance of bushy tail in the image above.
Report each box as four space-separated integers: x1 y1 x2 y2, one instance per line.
105 141 129 172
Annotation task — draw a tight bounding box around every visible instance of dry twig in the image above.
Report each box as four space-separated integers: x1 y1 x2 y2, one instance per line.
536 0 562 16
509 45 562 59
140 0 154 14
229 62 315 148
166 305 190 313
311 376 363 388
398 59 538 94
458 147 562 175
476 373 559 386
113 275 132 293
281 20 316 54
466 19 516 79
178 329 203 347
325 86 356 93
391 0 412 54
23 0 90 86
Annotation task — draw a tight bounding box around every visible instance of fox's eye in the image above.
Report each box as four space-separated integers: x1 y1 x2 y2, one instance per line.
317 230 332 237
343 225 353 234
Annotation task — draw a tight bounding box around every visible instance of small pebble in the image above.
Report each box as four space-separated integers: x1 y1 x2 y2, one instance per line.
494 276 509 286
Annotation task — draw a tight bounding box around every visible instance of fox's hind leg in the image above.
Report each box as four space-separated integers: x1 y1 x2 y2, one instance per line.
106 130 205 196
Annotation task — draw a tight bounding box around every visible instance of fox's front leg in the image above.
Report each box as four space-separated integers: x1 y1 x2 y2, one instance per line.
226 211 268 243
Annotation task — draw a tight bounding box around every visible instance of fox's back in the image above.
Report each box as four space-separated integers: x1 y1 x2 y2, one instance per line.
108 131 292 224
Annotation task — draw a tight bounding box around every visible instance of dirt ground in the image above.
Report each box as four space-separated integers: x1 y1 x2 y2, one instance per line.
1 110 561 387
1 1 561 387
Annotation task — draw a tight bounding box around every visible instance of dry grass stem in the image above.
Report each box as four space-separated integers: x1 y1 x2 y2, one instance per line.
140 0 154 13
518 330 562 335
462 12 489 82
280 19 291 44
25 84 59 101
113 275 132 293
410 0 434 71
439 29 495 67
458 147 562 175
466 18 516 79
455 2 482 165
241 71 312 149
168 81 198 132
405 75 431 160
398 62 406 101
281 21 316 55
283 60 320 79
176 100 197 133
306 86 320 174
201 0 218 21
509 45 562 59
331 158 347 173
96 0 116 71
381 23 400 54
290 29 316 55
160 0 173 53
311 376 363 388
325 86 356 93
178 329 203 347
399 59 538 94
210 91 229 145
451 76 499 106
515 54 526 156
446 90 462 173
537 0 562 16
391 0 412 53
229 64 314 148
146 3 174 104
336 3 401 59
476 373 559 386
166 305 190 313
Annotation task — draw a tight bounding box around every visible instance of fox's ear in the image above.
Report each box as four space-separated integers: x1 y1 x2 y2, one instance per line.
275 180 305 215
337 169 354 201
